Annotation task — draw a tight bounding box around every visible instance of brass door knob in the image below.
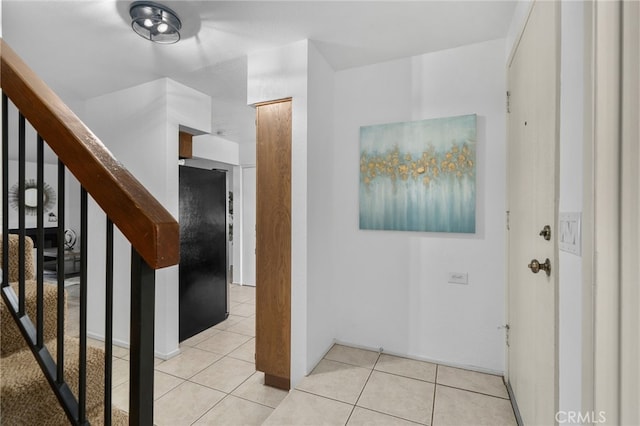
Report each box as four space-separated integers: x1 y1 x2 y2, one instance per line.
539 225 551 241
528 258 551 276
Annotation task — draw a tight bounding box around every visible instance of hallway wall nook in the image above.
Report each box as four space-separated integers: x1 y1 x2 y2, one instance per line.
331 39 507 373
81 78 212 359
247 38 507 386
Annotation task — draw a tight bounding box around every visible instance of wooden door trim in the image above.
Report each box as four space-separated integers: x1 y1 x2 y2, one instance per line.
253 97 292 108
253 96 293 107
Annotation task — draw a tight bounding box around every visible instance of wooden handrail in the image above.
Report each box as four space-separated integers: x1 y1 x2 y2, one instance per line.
0 39 178 269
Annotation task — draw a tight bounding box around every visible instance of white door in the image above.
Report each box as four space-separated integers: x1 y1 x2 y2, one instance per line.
242 166 256 286
507 2 559 424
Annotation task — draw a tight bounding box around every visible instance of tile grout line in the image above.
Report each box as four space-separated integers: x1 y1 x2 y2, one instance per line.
91 285 259 424
295 388 360 407
182 353 260 425
371 367 438 385
187 391 228 426
184 365 255 394
225 358 260 394
321 357 379 371
155 352 227 382
155 357 263 423
434 382 512 401
326 350 435 381
182 288 257 425
343 351 381 425
431 365 438 426
232 391 283 410
349 405 427 425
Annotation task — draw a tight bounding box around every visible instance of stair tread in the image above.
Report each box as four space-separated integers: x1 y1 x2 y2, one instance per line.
1 183 128 424
1 280 64 357
1 337 128 425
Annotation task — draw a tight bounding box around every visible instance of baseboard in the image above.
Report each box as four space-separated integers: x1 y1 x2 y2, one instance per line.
232 282 255 287
505 380 524 426
86 332 181 360
264 373 290 390
305 339 338 376
156 347 181 360
86 331 128 350
332 339 383 356
332 339 504 376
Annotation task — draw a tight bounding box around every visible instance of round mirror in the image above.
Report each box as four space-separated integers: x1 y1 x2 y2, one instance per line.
24 188 38 208
9 179 57 216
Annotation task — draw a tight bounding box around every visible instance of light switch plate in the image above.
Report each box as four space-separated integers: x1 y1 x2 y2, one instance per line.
559 212 581 256
448 272 468 285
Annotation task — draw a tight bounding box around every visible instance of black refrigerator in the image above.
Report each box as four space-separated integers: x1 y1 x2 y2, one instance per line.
179 166 229 342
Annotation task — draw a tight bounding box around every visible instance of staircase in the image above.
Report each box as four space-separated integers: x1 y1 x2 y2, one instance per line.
1 38 180 425
0 234 128 425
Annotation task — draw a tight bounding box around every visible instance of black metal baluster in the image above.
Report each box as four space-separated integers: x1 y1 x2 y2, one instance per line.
36 135 45 348
56 160 65 384
104 218 114 425
79 187 88 423
129 249 156 425
18 113 26 316
2 94 9 289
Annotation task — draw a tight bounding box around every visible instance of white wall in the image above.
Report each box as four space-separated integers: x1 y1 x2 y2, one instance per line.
306 41 337 370
331 39 507 373
248 37 508 379
192 135 239 166
239 143 256 167
237 141 256 286
240 166 256 286
247 40 310 387
81 78 211 358
559 1 585 418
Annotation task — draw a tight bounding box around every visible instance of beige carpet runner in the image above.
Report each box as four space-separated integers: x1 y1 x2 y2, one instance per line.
1 234 128 425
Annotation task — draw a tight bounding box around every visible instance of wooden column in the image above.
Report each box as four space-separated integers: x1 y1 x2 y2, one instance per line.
255 99 292 390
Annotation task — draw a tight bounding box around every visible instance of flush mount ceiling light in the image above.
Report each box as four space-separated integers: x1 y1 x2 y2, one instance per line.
130 1 181 44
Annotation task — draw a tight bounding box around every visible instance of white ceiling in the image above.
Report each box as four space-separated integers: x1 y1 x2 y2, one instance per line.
3 1 517 145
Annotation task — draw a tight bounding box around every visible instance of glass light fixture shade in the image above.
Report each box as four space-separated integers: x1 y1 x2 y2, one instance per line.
130 1 181 44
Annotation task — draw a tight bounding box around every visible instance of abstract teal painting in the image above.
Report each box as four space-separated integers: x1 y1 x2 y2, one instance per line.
359 114 476 233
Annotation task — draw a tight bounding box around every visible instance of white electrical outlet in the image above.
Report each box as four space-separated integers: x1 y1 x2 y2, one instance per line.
448 272 468 285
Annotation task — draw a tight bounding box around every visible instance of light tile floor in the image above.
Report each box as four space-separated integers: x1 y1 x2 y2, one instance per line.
66 283 517 425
